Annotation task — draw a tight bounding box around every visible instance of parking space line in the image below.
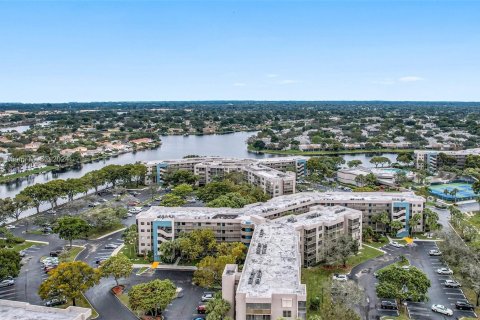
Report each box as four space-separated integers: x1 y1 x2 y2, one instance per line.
0 292 16 297
0 288 15 294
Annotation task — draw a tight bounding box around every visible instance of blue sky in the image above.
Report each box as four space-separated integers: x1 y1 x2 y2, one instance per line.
0 0 479 102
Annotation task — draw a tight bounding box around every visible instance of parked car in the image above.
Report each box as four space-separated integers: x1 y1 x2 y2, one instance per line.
175 287 184 298
429 249 442 256
437 267 453 275
431 304 453 316
444 280 461 288
88 202 101 207
43 227 53 234
45 297 67 307
332 274 348 281
95 258 107 265
390 241 403 248
380 301 398 310
44 266 57 273
105 244 118 249
197 305 207 314
19 250 26 258
455 301 475 310
0 277 14 287
50 250 63 257
201 293 215 302
5 225 15 229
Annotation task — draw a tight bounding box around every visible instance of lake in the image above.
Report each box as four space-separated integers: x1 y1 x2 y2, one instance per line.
0 131 398 200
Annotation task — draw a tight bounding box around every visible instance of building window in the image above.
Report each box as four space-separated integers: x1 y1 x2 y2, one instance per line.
282 298 293 308
283 310 292 317
140 222 145 225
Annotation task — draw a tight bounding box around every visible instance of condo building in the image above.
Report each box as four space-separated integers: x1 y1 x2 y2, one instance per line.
222 222 307 320
143 156 307 197
414 148 480 172
136 191 423 261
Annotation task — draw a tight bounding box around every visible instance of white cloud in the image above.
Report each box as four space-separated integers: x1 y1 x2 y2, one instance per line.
398 76 424 82
233 82 246 87
278 79 300 85
266 73 279 78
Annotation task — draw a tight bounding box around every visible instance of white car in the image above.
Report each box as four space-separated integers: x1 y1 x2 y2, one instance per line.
0 278 15 287
332 274 348 281
437 268 453 275
444 280 461 288
431 304 453 316
429 249 442 256
5 225 15 229
390 241 403 248
201 292 214 302
104 244 118 249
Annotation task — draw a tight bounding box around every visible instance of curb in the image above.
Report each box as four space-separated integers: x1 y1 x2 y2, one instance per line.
111 244 125 257
72 246 100 319
112 290 140 319
25 239 49 245
94 228 126 240
363 244 387 254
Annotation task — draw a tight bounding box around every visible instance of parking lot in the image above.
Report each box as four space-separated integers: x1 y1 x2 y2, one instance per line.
406 241 477 320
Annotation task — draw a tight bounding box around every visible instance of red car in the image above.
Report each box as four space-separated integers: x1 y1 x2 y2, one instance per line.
44 266 57 273
197 305 206 314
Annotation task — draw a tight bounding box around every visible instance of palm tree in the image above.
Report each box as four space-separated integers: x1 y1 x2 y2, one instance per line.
379 212 390 234
390 220 403 237
450 188 459 203
408 214 422 237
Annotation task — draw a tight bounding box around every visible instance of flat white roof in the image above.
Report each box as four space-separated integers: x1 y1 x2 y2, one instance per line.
137 191 424 221
0 299 91 320
274 205 361 227
236 222 305 298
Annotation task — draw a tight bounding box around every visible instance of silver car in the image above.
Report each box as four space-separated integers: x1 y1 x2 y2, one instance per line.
0 277 15 288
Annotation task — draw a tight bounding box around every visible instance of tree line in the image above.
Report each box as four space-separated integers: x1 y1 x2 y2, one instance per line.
0 163 147 224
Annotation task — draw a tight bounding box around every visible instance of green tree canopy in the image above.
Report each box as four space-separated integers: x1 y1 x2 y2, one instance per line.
53 216 90 247
100 253 133 286
376 265 430 303
38 261 101 306
0 249 21 279
128 279 176 317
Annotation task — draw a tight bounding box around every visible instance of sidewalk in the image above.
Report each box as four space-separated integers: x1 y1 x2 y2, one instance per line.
132 263 197 271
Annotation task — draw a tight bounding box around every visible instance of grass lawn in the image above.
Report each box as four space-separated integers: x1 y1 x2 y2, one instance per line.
364 237 389 249
0 166 58 183
64 246 85 262
86 223 125 240
302 245 384 316
60 294 99 318
10 240 43 252
347 245 384 267
26 229 45 235
120 244 150 264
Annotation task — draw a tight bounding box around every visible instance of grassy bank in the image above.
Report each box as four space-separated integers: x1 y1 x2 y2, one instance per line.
65 246 84 262
250 148 415 156
0 166 58 183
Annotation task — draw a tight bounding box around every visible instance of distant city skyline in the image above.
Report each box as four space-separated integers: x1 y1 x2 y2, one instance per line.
0 0 479 102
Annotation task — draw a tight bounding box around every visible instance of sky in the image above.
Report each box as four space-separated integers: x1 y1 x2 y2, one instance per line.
0 0 479 103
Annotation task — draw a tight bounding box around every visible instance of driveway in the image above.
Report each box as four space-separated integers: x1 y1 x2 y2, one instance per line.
86 269 205 320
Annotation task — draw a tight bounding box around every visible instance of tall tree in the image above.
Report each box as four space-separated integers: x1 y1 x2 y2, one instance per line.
38 261 100 306
324 235 359 267
12 194 31 221
19 184 48 214
0 198 15 224
194 255 236 288
100 253 133 286
0 249 21 279
128 279 176 317
347 160 362 168
376 265 430 303
206 297 231 320
53 216 90 247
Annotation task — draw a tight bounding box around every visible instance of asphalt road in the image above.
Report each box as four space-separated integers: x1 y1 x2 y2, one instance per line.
353 240 477 320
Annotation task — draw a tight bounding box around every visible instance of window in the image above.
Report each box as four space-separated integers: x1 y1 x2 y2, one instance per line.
140 229 144 232
283 310 292 317
140 222 145 225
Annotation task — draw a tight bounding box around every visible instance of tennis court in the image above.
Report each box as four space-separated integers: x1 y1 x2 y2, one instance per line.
429 182 478 201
